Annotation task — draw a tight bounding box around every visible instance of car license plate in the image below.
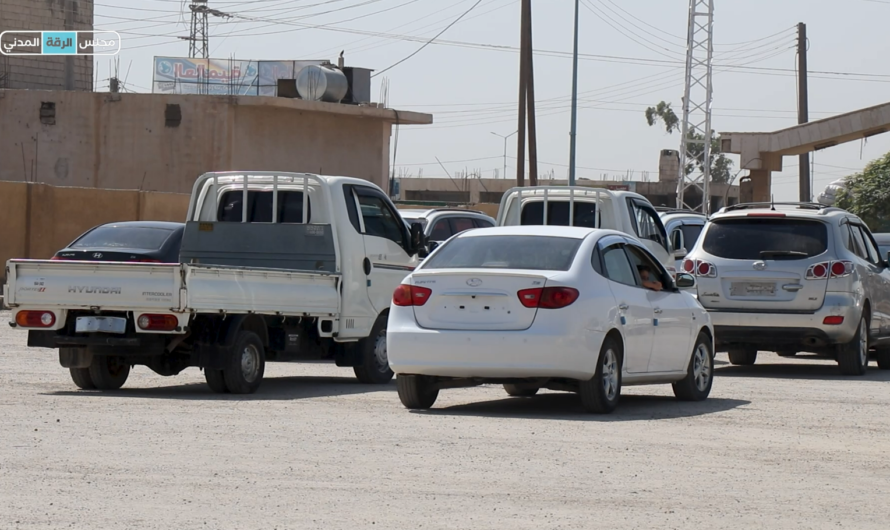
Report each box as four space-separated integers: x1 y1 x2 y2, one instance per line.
730 282 776 296
75 316 127 334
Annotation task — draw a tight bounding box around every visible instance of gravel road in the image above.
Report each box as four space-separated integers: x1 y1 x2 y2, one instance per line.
1 312 889 529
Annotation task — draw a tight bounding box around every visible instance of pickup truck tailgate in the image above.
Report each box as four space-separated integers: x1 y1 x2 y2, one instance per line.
183 265 340 315
6 260 181 310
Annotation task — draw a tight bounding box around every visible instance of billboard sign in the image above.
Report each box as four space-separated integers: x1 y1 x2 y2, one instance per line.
152 57 325 96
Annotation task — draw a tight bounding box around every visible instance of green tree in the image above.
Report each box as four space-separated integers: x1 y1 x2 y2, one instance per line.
836 151 890 232
645 101 733 183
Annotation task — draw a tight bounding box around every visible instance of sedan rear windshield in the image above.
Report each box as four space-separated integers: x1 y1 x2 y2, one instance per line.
702 218 828 260
72 226 174 250
423 235 582 271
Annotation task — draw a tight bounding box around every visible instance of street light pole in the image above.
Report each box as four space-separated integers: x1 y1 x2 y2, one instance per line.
492 130 518 179
568 0 580 186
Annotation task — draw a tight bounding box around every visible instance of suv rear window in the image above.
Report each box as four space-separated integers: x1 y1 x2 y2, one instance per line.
73 226 174 250
423 235 582 271
702 218 828 260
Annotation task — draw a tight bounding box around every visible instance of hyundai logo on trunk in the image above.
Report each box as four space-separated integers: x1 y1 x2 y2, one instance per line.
92 252 103 259
753 261 767 270
466 278 483 287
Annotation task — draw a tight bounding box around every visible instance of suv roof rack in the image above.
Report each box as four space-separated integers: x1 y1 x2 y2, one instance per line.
719 202 844 215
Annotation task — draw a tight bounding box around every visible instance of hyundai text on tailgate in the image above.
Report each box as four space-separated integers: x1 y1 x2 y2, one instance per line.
684 202 890 375
5 172 425 393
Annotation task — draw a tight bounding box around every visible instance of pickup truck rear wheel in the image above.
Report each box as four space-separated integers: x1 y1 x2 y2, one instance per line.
88 356 130 391
69 368 96 390
353 315 394 384
204 369 228 393
397 375 438 409
223 331 265 394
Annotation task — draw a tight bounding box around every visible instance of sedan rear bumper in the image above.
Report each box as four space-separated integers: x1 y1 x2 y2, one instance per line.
387 319 605 380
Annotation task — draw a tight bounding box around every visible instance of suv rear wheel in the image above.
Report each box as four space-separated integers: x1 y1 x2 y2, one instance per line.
728 348 757 366
837 316 869 376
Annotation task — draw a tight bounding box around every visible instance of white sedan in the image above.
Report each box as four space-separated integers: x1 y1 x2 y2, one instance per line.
387 226 714 414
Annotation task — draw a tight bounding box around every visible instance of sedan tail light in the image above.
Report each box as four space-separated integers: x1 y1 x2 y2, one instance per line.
392 284 432 307
137 314 178 331
137 259 162 263
517 287 579 309
16 311 56 328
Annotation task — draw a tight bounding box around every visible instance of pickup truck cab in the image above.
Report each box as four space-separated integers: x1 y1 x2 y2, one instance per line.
5 172 424 394
656 207 708 271
496 186 681 274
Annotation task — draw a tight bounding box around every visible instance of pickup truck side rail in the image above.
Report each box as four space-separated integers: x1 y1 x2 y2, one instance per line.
497 186 618 228
186 172 343 274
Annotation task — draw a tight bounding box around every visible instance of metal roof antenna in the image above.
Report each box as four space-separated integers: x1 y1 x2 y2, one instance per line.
770 195 776 211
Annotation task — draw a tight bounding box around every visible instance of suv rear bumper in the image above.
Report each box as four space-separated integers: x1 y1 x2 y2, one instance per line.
708 292 860 350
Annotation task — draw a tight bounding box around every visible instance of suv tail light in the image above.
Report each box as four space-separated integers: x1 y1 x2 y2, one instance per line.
681 259 716 277
393 284 432 307
517 287 579 309
137 314 178 331
15 311 56 328
806 262 829 279
830 260 853 278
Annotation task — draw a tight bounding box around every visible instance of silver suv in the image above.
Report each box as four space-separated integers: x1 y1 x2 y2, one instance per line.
684 202 890 375
657 207 708 271
398 208 496 257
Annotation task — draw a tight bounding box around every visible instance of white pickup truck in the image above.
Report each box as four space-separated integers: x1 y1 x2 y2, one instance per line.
5 172 424 394
496 186 681 274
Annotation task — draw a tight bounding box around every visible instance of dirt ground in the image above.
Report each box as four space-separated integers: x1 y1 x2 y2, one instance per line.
1 311 889 529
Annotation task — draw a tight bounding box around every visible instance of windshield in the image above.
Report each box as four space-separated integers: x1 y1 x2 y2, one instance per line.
72 226 174 250
702 218 828 260
423 235 582 271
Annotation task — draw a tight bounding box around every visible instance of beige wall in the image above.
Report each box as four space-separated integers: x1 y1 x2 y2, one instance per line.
0 90 428 194
0 182 189 282
0 0 94 90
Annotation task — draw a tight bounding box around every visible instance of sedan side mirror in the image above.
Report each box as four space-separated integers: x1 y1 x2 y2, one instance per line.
673 247 688 260
675 273 696 289
409 222 425 256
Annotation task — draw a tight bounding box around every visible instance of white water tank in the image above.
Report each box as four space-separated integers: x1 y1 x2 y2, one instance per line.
296 64 349 103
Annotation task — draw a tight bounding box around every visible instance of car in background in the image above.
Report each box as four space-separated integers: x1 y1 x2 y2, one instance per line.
53 221 185 263
398 208 495 256
388 225 714 414
873 233 890 261
656 207 707 271
684 202 890 375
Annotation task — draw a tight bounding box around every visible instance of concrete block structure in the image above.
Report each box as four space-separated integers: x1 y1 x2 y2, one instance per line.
0 0 94 90
0 90 431 193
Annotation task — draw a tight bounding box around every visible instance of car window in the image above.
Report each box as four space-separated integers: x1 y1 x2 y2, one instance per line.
429 220 451 241
218 190 310 223
879 245 890 261
848 224 870 261
473 218 494 229
357 194 405 246
423 235 582 271
628 200 668 250
680 224 704 251
72 226 175 250
702 218 828 260
601 243 638 287
624 243 671 288
450 217 476 234
854 225 881 265
520 201 598 228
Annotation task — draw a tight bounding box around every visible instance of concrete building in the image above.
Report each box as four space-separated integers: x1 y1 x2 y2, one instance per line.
720 101 890 202
0 89 431 192
0 0 94 90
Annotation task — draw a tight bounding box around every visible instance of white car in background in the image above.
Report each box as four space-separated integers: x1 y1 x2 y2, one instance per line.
387 226 714 414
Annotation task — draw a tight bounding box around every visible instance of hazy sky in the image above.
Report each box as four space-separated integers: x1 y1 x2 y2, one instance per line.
93 0 890 201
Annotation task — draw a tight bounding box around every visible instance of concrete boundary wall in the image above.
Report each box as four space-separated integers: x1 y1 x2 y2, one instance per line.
0 181 189 282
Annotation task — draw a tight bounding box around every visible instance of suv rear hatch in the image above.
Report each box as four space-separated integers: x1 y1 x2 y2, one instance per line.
694 216 830 312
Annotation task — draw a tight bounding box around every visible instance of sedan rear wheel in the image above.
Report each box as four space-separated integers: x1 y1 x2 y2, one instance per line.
579 337 622 414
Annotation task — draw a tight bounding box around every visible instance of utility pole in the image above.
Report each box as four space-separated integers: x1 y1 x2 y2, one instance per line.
515 0 529 187
678 0 714 213
491 130 518 180
523 0 538 186
179 1 231 59
797 22 810 202
568 0 580 186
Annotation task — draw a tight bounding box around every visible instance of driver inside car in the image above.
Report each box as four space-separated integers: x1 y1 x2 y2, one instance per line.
637 265 663 292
